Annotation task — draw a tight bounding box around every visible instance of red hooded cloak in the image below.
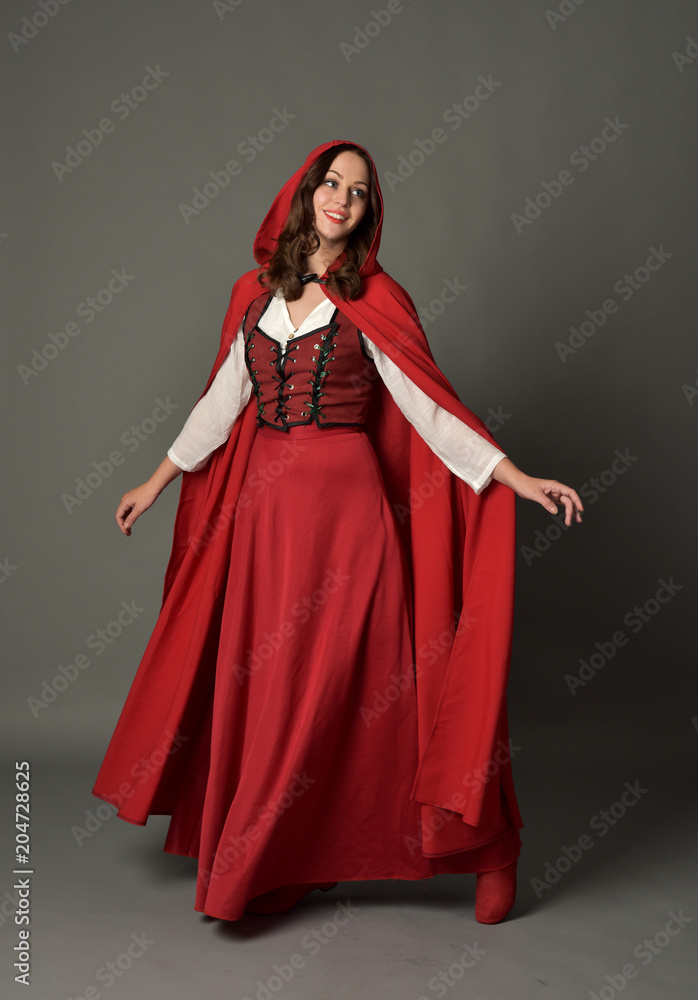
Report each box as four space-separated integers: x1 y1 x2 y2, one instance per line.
92 140 523 858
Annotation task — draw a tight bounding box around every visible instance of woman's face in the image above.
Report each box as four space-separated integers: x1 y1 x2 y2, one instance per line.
311 150 370 245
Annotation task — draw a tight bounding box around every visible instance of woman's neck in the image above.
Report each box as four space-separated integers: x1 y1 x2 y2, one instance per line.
303 239 346 278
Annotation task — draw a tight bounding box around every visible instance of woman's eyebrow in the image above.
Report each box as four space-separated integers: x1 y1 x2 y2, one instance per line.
327 169 368 187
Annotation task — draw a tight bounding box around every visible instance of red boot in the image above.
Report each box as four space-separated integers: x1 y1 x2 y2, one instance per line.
474 861 517 924
245 881 337 915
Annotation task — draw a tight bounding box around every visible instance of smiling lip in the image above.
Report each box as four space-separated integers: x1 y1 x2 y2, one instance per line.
324 209 348 224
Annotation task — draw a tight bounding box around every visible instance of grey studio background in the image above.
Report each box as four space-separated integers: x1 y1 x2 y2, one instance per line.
2 0 697 998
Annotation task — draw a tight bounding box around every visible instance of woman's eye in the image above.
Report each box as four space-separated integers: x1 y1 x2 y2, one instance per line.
324 179 365 198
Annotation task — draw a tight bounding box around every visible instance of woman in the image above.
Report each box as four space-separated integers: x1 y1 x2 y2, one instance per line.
93 140 583 925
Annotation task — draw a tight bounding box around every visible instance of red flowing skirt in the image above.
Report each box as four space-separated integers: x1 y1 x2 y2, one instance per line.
163 423 520 920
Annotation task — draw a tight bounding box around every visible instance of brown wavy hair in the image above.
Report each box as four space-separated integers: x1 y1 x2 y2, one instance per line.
257 143 381 302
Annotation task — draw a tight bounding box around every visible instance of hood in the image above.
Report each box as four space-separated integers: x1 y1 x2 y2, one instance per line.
252 139 384 279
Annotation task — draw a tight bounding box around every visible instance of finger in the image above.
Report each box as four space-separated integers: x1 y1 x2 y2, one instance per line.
560 494 575 526
540 493 558 515
556 485 584 512
566 491 583 513
558 490 584 524
116 501 136 534
539 488 558 514
544 482 585 518
116 499 133 521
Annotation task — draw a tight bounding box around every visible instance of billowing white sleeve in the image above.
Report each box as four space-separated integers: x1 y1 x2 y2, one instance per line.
362 333 506 495
167 324 252 472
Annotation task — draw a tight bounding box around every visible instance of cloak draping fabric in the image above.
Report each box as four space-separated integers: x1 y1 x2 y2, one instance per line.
92 139 523 876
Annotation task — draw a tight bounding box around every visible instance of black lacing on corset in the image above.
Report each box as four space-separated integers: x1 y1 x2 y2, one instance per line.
303 320 339 425
269 339 300 425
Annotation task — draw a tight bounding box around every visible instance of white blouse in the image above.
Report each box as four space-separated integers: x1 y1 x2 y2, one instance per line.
167 290 506 495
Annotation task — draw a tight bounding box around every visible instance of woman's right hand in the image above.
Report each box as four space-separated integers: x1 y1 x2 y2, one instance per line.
116 483 161 536
115 456 183 536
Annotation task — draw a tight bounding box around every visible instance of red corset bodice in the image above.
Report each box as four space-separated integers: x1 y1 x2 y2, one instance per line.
242 292 376 432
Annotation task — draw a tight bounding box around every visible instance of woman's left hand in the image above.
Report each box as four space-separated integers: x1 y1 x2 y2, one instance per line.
514 476 584 525
491 459 584 525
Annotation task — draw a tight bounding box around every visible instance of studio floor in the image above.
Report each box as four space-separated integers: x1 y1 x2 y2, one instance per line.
3 744 695 1000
